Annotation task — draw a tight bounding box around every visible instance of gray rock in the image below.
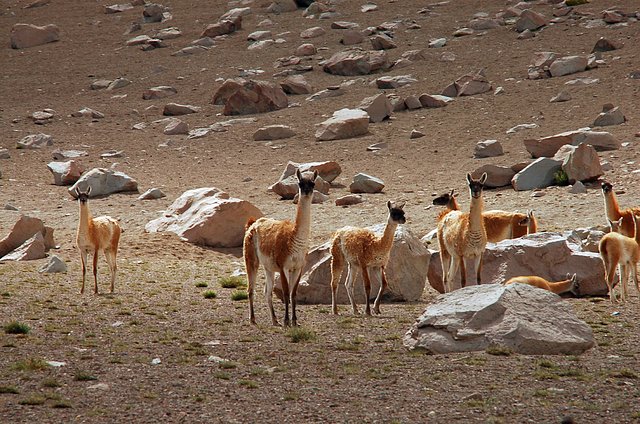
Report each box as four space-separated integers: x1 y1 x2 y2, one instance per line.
138 188 166 200
404 283 595 355
315 108 369 141
404 96 422 110
569 181 587 194
375 75 417 89
524 129 620 158
418 94 453 108
554 143 603 183
277 161 342 183
293 190 329 204
306 87 345 102
154 27 182 40
349 173 384 193
279 225 428 304
335 194 364 206
410 130 425 139
253 125 296 141
105 3 134 14
474 140 503 158
323 49 389 76
0 148 9 159
271 175 330 199
52 149 87 160
370 33 397 50
549 56 588 77
10 23 60 49
511 157 562 191
593 106 626 127
280 74 313 94
163 103 201 116
47 160 85 186
358 93 392 123
107 77 132 90
340 29 365 46
0 215 55 258
145 188 263 248
71 107 104 119
550 91 571 102
143 86 177 100
163 119 189 135
39 255 67 273
1 233 46 261
17 133 53 149
428 38 447 48
471 164 515 188
68 168 138 198
300 26 325 39
515 9 548 32
592 37 623 53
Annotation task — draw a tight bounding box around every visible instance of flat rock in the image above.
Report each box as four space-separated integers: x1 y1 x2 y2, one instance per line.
52 149 87 160
474 139 503 158
300 26 325 39
358 93 392 123
143 86 177 100
200 19 240 38
253 125 296 141
419 94 453 108
335 194 363 206
107 77 131 90
68 168 138 198
10 23 60 49
71 107 104 119
280 74 313 95
550 56 588 77
105 3 134 13
410 130 425 139
471 164 514 188
163 119 189 135
1 233 46 261
0 215 55 258
592 37 623 52
349 173 384 193
404 283 594 355
375 75 417 89
213 79 288 116
550 91 571 102
340 29 365 45
277 161 341 183
323 49 389 76
39 255 67 273
315 108 369 141
512 157 562 191
554 143 603 183
47 160 85 186
154 27 182 40
515 9 548 32
593 106 626 127
295 43 316 56
163 103 200 116
370 33 397 50
524 129 620 158
138 188 166 200
145 188 262 248
17 133 53 149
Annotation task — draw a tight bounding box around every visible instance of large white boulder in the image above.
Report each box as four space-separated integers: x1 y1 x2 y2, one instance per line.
511 157 562 191
404 283 595 355
68 168 138 198
145 188 263 248
553 143 603 183
11 23 60 49
315 108 369 141
524 129 620 158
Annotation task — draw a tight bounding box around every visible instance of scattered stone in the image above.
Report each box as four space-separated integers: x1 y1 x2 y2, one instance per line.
592 37 623 52
293 190 329 204
47 160 84 186
295 43 316 56
17 133 53 149
0 149 10 159
30 110 54 124
565 77 599 86
100 150 124 159
71 107 105 119
323 49 389 76
280 74 313 94
332 21 359 30
554 143 603 183
471 164 515 188
428 38 446 48
375 75 417 89
68 168 138 198
39 255 67 273
163 119 189 135
91 79 112 90
453 27 474 37
248 30 272 42
253 125 296 141
271 175 330 199
191 37 216 47
52 149 87 160
569 181 587 194
300 27 325 39
358 93 392 123
107 77 131 90
361 3 378 12
419 94 453 108
10 23 60 49
144 3 170 23
315 108 369 141
550 56 588 77
335 194 364 206
524 130 620 158
506 123 538 134
163 103 200 116
201 18 240 38
4 204 19 211
126 35 152 46
221 7 251 21
593 105 626 127
277 161 342 183
138 188 166 200
517 29 536 40
349 173 384 193
474 140 503 158
145 188 263 248
282 225 427 304
370 33 397 50
469 17 500 30
550 91 571 102
340 29 365 45
306 87 345 101
410 130 425 139
446 69 492 97
511 158 562 191
221 80 288 116
494 86 505 95
404 284 594 355
23 0 50 8
143 86 177 100
154 27 182 40
1 233 46 261
404 96 422 110
0 215 55 258
105 3 134 13
387 95 406 112
515 9 548 32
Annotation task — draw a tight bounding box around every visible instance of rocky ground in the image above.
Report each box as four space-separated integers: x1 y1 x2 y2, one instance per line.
1 0 640 422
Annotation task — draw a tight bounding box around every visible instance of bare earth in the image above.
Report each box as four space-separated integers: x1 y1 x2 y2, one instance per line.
1 0 640 422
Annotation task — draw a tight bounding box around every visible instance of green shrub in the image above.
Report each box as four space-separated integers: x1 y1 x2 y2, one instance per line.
195 281 208 288
4 321 30 335
286 327 316 343
203 290 217 299
231 290 248 301
220 276 247 289
553 169 569 186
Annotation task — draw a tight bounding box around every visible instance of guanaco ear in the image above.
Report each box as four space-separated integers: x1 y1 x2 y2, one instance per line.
449 189 455 197
571 273 577 283
313 170 318 180
387 200 392 210
479 172 488 185
396 201 406 210
296 169 302 181
75 187 81 197
617 217 624 226
466 173 472 184
528 209 535 219
86 186 91 196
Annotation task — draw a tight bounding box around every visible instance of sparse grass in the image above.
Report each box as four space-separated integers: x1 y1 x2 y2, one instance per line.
19 394 46 405
213 371 230 380
52 399 72 408
533 370 559 381
239 379 259 389
336 337 363 351
74 372 98 381
219 276 247 289
285 327 316 343
536 359 557 369
219 361 238 369
12 358 48 372
485 345 513 356
533 389 550 398
4 321 30 334
283 391 300 401
610 369 638 379
42 378 61 388
203 290 217 299
195 281 208 288
0 386 19 394
566 0 588 5
231 290 248 301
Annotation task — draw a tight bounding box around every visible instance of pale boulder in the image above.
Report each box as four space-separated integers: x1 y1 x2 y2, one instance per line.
553 143 603 183
47 160 85 186
278 225 428 304
511 157 562 191
376 75 417 89
295 43 316 56
472 164 514 188
549 56 588 77
474 140 503 158
0 215 55 258
357 93 392 123
10 23 60 49
163 119 189 135
17 133 53 149
300 27 325 39
253 125 296 141
138 188 166 200
145 188 263 248
593 105 626 127
315 108 369 141
278 161 342 183
323 49 389 76
280 75 313 95
39 255 67 273
143 86 177 100
404 283 595 355
349 173 384 193
68 168 138 198
1 233 46 261
335 194 364 206
524 129 620 158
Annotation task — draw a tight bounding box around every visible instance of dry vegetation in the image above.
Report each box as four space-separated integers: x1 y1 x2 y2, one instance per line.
1 0 640 422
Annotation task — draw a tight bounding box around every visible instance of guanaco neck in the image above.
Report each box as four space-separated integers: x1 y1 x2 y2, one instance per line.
448 196 460 211
468 195 485 237
604 191 622 221
548 279 574 295
378 218 399 252
293 193 313 243
78 201 93 233
528 217 538 234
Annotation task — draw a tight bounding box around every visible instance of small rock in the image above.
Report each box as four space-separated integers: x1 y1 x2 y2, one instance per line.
335 194 364 206
100 150 124 159
410 130 425 139
568 181 587 194
428 38 446 48
39 255 67 273
593 106 626 127
163 119 189 135
507 123 538 134
349 173 384 193
474 140 503 158
138 188 166 200
17 133 53 149
550 91 571 103
253 125 296 141
71 107 105 119
163 103 200 116
107 77 132 90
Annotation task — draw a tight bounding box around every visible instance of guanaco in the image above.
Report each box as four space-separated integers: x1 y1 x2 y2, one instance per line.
503 273 579 296
599 216 640 303
601 181 640 238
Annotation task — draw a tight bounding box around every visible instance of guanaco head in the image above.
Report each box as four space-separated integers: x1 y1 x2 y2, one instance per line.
387 200 406 224
608 217 624 233
518 210 538 234
466 172 488 199
601 181 613 194
296 169 318 196
432 189 458 208
75 186 91 204
567 273 579 297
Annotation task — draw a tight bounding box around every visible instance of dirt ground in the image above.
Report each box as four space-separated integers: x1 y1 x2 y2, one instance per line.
1 0 640 422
